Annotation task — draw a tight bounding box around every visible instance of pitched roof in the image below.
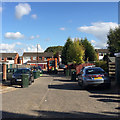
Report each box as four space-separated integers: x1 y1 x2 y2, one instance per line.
95 49 109 53
23 52 54 57
0 53 18 58
27 60 47 64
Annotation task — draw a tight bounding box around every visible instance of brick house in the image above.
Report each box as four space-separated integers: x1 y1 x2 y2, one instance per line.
22 52 62 69
0 53 19 80
95 49 109 60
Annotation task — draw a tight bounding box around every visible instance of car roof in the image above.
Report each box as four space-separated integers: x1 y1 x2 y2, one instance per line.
83 65 95 68
7 68 17 69
17 68 30 70
85 67 103 70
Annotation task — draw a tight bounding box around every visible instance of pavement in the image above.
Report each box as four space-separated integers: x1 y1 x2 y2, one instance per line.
1 73 120 119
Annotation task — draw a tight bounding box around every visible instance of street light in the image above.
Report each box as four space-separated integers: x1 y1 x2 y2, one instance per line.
37 44 40 67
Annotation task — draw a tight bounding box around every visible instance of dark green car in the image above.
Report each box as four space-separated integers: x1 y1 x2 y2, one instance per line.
7 68 18 80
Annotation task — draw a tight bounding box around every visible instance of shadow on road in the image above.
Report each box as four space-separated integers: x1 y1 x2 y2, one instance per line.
2 110 119 119
53 79 76 82
48 83 80 90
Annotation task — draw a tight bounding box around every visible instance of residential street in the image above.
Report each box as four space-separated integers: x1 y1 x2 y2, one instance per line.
2 73 120 119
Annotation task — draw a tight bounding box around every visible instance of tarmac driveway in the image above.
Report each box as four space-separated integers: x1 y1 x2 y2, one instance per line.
2 73 120 119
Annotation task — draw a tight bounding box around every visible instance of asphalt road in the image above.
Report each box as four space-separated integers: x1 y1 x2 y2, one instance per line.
2 73 120 119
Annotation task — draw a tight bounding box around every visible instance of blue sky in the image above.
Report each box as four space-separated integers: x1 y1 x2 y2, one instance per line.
1 2 118 55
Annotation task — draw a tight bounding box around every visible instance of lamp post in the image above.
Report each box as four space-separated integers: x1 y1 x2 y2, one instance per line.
37 44 39 67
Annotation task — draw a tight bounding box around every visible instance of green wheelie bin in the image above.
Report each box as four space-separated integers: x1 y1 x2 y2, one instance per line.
65 69 69 76
33 71 37 79
71 71 76 81
21 74 29 88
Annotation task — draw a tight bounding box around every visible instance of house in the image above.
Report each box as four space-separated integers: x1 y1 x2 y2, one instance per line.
0 53 19 65
0 53 19 80
22 52 54 69
22 52 62 69
95 49 109 60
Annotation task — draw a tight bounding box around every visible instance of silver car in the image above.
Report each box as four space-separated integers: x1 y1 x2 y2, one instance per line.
78 67 111 89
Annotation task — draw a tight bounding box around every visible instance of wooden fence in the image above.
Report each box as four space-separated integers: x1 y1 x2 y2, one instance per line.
108 62 115 79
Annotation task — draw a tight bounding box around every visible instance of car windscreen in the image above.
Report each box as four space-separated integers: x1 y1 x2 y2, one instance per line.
86 68 105 74
15 69 30 74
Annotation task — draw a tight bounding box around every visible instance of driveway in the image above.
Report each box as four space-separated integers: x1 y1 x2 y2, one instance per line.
2 73 120 119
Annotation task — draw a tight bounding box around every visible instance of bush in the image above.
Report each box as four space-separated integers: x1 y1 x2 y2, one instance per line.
95 61 108 73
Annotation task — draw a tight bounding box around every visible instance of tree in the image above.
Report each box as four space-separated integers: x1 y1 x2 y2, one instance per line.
71 39 85 64
81 38 98 61
45 46 63 53
107 26 120 56
61 37 74 65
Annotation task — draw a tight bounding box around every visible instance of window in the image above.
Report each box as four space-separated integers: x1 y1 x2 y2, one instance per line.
39 57 42 60
33 57 36 60
25 57 30 59
7 57 12 60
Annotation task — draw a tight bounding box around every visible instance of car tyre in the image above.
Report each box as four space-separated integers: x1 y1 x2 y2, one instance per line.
31 76 34 82
105 83 111 89
10 80 13 86
80 81 86 89
29 80 32 85
21 84 23 88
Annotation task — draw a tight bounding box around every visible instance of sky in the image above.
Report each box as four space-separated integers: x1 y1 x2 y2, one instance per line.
0 2 119 55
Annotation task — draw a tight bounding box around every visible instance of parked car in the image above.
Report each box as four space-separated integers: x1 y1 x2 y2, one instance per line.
11 68 34 87
59 64 66 69
78 67 111 89
33 66 43 73
7 68 18 80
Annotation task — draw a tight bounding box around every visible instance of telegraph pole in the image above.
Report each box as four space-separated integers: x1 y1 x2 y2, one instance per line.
37 44 38 67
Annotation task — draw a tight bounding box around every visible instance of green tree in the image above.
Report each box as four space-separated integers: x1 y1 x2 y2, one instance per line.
81 38 98 61
107 26 120 56
45 46 63 53
71 39 85 64
61 37 74 65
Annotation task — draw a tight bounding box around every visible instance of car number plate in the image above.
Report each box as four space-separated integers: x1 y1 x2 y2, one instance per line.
16 79 22 81
94 77 102 80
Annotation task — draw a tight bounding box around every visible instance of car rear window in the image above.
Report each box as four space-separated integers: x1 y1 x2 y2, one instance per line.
15 69 30 74
86 68 105 74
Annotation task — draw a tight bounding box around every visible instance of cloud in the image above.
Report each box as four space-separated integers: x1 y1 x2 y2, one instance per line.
60 27 66 31
29 35 40 40
24 44 44 52
0 7 2 13
15 3 31 19
90 40 107 49
0 42 22 53
78 22 118 48
0 43 44 55
31 14 37 19
4 32 24 39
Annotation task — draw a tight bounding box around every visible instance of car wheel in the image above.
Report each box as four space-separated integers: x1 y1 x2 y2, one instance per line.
10 81 13 86
80 80 86 89
21 85 23 88
31 76 34 82
29 80 32 85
